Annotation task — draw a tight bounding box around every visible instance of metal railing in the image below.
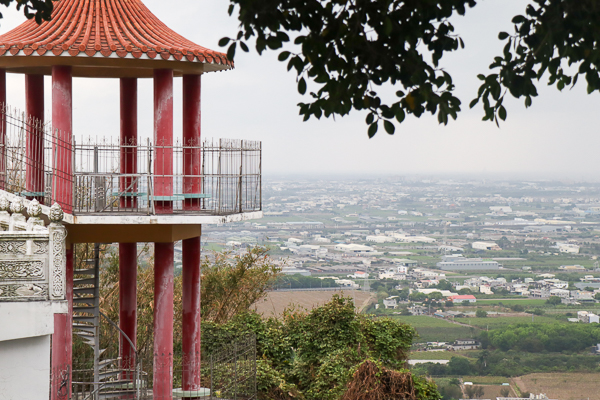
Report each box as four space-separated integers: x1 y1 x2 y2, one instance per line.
73 137 262 215
0 104 262 216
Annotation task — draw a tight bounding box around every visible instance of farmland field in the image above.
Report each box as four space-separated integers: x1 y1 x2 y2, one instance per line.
513 373 600 400
476 299 547 306
391 316 475 343
465 315 557 328
252 290 374 317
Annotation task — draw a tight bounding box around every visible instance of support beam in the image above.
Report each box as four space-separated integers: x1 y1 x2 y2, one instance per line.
51 66 73 213
120 78 138 209
119 242 137 375
182 75 201 211
154 242 174 400
182 236 202 395
25 74 45 202
52 246 73 400
0 69 6 190
153 69 173 214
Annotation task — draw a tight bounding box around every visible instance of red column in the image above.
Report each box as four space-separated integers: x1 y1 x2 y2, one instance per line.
154 242 174 399
52 66 73 213
52 246 73 400
182 236 202 395
119 243 137 375
25 74 45 202
154 69 173 214
182 75 201 211
120 78 138 209
0 69 5 190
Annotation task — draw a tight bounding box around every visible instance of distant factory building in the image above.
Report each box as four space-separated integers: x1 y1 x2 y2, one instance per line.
471 241 501 251
436 254 500 271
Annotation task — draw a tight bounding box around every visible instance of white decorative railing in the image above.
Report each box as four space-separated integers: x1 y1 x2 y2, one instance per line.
0 196 66 302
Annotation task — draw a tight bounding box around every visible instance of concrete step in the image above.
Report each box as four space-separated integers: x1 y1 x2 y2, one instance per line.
73 297 96 304
73 324 96 333
99 359 118 370
74 316 96 324
73 306 96 313
74 277 96 286
74 287 96 295
74 268 96 275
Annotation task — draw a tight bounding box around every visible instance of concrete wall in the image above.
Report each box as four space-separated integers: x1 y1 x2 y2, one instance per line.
0 335 51 400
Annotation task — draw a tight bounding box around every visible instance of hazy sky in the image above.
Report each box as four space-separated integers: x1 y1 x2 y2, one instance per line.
1 1 599 179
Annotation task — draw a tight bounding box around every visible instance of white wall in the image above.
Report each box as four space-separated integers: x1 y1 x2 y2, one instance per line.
0 335 51 400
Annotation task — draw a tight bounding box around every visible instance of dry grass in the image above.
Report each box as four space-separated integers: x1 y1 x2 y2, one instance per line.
513 373 600 400
252 289 374 317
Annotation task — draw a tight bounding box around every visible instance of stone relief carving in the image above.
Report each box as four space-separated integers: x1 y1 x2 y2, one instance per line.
9 197 24 214
27 199 42 218
50 227 67 299
49 203 64 223
0 241 26 254
0 195 9 212
33 241 49 254
0 260 44 279
0 283 47 300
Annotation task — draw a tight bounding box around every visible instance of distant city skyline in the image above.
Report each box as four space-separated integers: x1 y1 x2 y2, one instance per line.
1 1 599 179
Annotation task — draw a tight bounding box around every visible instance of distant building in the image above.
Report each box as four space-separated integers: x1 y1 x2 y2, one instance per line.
436 254 500 271
281 267 312 276
555 242 580 254
471 241 501 251
449 295 476 303
383 296 399 309
448 339 481 350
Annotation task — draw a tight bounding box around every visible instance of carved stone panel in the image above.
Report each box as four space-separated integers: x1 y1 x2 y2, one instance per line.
0 241 27 255
33 241 49 255
0 260 44 280
0 283 48 301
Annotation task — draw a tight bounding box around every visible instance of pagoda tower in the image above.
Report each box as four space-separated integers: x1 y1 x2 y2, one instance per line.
0 1 262 399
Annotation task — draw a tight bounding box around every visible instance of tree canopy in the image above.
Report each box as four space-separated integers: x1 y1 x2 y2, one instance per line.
10 0 600 136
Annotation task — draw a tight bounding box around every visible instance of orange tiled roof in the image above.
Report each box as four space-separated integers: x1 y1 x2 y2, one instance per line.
0 0 232 68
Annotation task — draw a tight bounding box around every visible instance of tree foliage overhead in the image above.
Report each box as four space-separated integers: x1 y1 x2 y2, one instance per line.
221 0 475 138
14 0 600 136
473 0 600 126
0 0 52 22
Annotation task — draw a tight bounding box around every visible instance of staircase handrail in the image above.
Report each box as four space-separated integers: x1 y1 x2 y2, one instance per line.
99 311 138 356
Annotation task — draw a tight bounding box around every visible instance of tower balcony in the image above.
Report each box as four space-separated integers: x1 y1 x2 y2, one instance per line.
0 105 262 242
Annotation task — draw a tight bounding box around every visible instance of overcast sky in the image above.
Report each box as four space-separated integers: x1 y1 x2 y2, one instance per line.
1 1 599 180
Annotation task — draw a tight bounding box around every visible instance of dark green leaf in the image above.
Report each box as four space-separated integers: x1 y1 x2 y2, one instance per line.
278 51 291 61
384 120 395 135
226 43 236 61
498 105 506 121
298 78 307 95
395 108 405 124
498 32 509 40
218 37 230 47
368 122 378 138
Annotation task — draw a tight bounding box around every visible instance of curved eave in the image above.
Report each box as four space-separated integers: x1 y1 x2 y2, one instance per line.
0 51 233 78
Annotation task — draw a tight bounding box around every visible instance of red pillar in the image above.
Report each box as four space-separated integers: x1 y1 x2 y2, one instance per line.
25 74 45 202
0 69 6 190
182 236 202 394
52 66 73 213
120 78 138 209
119 243 137 375
154 69 173 214
52 246 73 400
182 75 201 211
154 242 174 399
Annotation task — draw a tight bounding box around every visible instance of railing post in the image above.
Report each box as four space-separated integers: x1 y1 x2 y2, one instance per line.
239 141 243 213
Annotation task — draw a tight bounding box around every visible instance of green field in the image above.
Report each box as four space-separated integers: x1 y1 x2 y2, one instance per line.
476 299 547 306
393 316 475 343
464 315 557 328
